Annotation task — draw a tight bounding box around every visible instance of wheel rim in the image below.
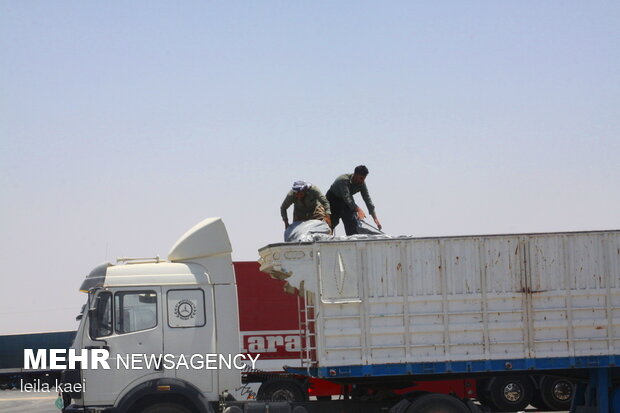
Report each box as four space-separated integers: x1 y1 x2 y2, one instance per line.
503 382 523 402
552 381 572 402
271 389 296 401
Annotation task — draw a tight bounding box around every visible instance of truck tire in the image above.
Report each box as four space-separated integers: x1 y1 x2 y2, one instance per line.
140 403 193 413
258 379 307 402
487 376 533 412
406 394 469 413
539 376 574 411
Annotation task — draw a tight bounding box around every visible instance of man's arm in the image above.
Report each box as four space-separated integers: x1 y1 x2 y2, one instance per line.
360 183 376 216
280 192 294 228
361 184 381 230
371 213 382 230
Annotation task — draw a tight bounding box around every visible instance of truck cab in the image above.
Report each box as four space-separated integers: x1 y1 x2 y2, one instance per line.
64 218 242 413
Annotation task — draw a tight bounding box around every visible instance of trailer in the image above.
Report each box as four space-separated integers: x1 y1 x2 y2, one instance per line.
238 261 578 411
0 330 76 389
259 229 620 412
58 218 619 413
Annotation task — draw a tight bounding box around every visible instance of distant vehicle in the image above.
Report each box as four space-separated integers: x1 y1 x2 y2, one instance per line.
0 331 75 389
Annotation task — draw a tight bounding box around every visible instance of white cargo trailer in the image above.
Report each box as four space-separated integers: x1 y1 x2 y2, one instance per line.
260 231 620 368
259 231 620 411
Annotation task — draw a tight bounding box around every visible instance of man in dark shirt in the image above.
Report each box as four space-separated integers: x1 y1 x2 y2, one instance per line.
326 165 382 235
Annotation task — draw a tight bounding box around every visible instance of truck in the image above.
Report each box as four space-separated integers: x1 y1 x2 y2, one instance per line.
0 330 76 389
60 217 620 413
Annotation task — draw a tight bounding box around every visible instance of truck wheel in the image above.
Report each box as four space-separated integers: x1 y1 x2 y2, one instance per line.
406 394 468 413
258 379 307 402
140 403 193 413
539 376 574 411
487 376 533 412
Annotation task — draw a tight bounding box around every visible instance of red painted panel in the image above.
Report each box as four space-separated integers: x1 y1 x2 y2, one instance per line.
234 261 304 360
234 261 301 332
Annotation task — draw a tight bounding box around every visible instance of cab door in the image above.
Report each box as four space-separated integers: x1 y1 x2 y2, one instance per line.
81 287 165 406
163 285 217 396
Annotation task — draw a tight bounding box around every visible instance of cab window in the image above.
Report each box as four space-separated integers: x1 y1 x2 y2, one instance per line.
114 291 157 334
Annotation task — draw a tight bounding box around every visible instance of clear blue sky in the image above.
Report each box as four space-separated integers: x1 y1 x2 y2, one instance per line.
1 1 619 333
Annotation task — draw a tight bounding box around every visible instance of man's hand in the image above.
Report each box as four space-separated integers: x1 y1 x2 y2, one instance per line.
356 207 367 220
373 215 382 231
324 216 333 235
284 220 289 229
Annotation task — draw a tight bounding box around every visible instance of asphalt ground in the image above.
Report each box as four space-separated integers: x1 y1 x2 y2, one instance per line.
0 389 61 413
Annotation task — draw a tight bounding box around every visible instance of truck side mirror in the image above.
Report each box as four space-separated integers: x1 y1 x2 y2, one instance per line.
88 307 98 338
76 304 87 321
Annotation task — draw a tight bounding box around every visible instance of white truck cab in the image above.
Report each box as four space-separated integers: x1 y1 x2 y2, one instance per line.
63 218 243 413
